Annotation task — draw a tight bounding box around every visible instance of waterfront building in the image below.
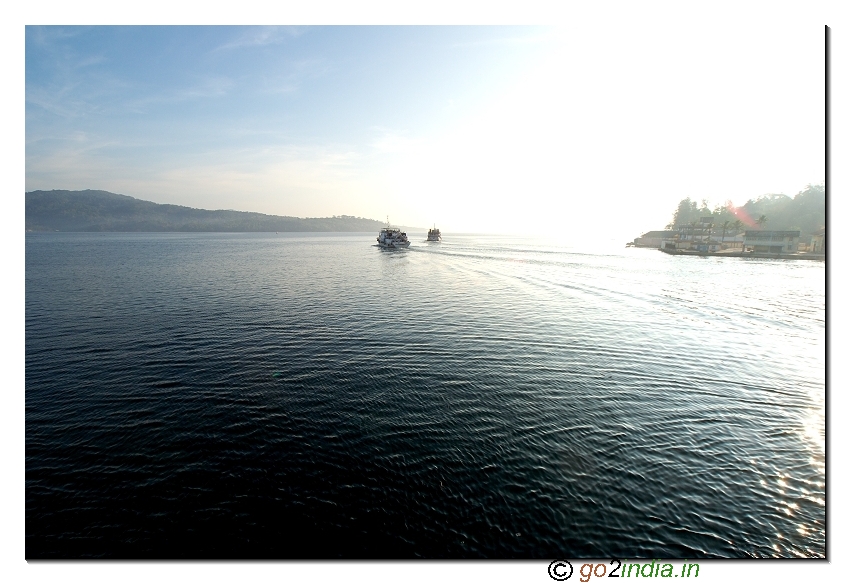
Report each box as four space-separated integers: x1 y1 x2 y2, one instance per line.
675 222 711 248
720 235 744 250
743 230 800 254
633 230 678 248
810 227 825 254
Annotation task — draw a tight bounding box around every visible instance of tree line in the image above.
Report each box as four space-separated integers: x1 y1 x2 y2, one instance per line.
667 183 824 236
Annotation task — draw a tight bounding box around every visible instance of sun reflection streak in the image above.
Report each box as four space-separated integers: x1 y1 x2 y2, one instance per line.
802 408 825 457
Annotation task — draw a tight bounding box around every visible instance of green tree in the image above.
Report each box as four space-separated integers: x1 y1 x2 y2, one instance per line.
756 215 768 229
711 203 735 223
720 220 730 247
664 184 823 240
732 219 743 234
672 198 699 226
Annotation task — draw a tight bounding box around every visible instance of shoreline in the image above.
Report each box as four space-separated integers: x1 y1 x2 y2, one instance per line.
658 248 825 261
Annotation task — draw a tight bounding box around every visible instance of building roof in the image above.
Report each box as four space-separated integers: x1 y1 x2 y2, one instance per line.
744 230 801 237
640 230 677 238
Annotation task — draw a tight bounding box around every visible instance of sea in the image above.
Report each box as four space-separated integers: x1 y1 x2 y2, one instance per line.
25 232 825 559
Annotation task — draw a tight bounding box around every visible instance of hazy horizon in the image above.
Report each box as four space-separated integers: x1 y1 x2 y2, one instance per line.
26 25 825 240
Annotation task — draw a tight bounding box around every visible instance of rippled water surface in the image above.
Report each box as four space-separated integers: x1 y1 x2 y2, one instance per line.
26 232 825 558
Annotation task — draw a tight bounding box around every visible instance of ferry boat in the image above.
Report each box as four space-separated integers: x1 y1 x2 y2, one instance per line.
377 220 410 248
427 225 442 242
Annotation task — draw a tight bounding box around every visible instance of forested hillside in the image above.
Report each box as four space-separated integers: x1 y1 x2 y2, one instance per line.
26 190 398 232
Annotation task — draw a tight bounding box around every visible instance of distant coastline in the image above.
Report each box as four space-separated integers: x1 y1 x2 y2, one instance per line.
25 190 419 233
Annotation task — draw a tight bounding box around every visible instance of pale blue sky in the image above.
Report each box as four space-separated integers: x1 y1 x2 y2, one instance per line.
26 23 825 236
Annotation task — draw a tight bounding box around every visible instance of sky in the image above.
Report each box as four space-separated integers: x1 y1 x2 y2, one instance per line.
25 21 825 238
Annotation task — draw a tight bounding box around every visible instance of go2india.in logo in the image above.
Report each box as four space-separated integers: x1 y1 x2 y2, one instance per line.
548 560 700 581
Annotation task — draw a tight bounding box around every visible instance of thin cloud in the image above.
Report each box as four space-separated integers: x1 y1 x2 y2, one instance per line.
26 84 83 118
27 72 135 119
256 58 330 96
124 76 234 113
27 25 88 48
214 26 304 52
74 55 108 69
174 76 234 100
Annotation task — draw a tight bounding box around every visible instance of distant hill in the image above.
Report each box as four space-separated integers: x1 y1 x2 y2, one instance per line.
26 190 410 233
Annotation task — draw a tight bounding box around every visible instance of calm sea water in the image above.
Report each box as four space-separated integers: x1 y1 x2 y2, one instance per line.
25 232 825 559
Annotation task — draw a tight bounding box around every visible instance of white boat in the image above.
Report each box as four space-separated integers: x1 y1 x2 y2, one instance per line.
427 225 441 242
377 220 410 248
